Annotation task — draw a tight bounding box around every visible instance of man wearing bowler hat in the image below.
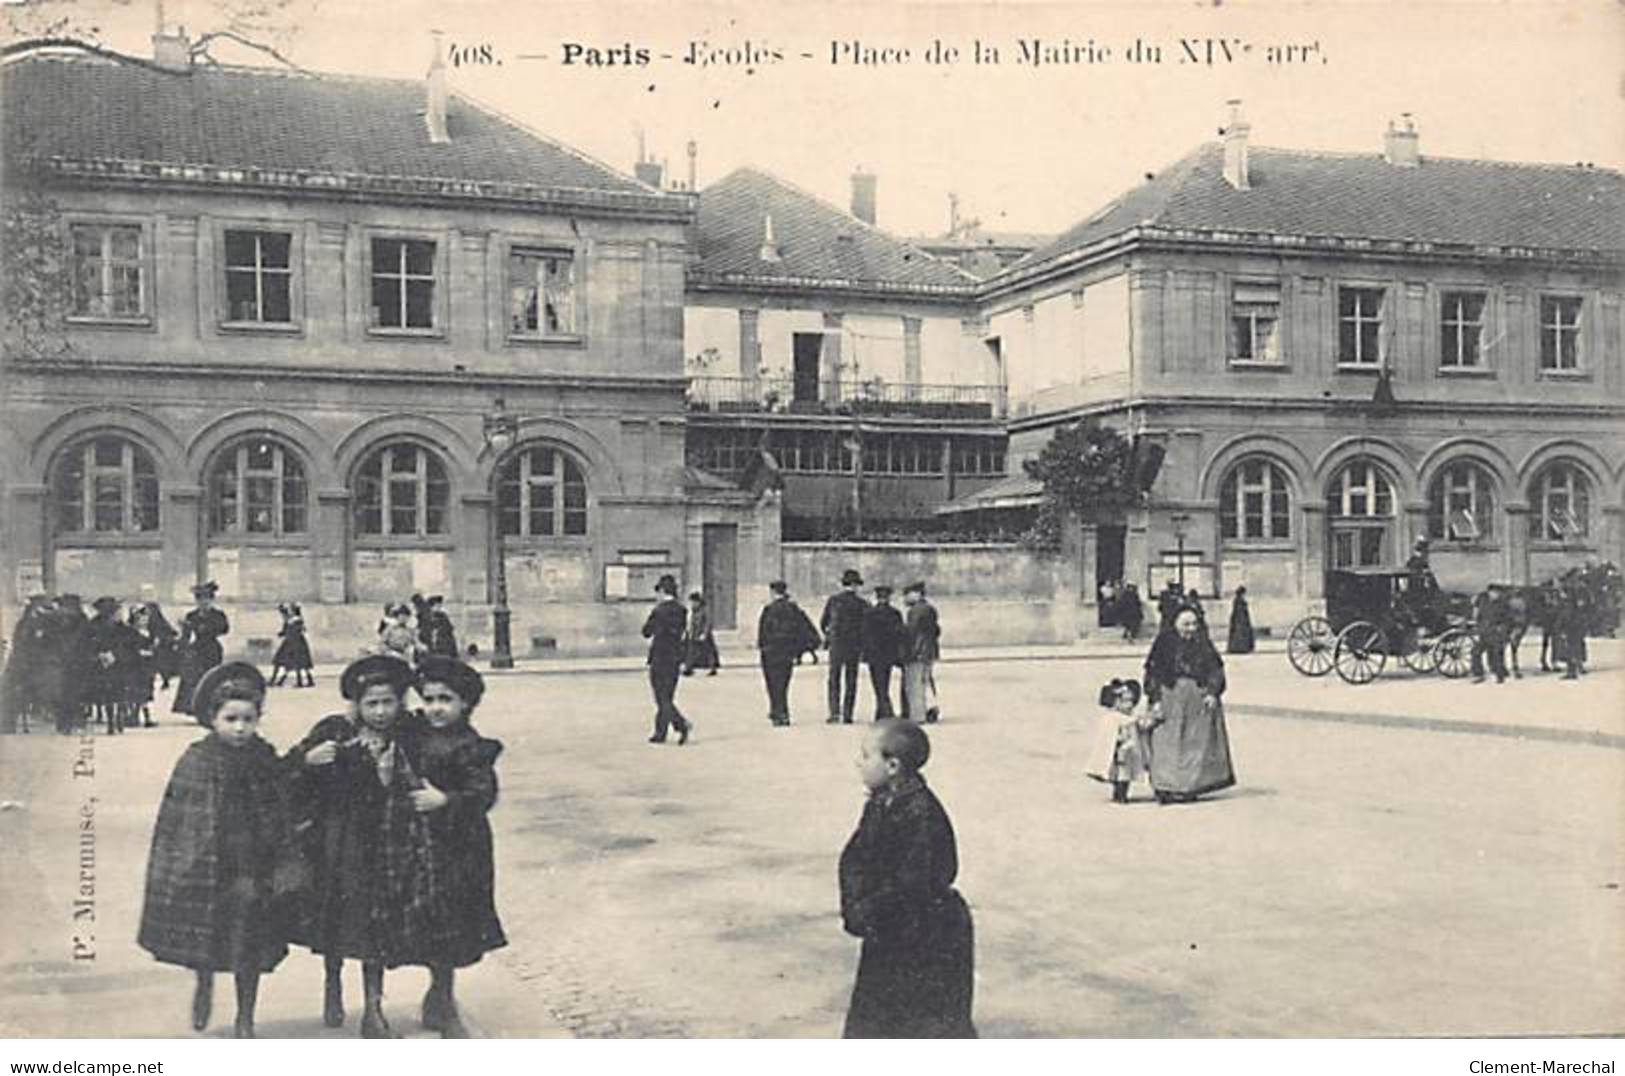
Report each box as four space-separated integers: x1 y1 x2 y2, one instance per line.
820 569 870 724
901 581 941 723
862 585 905 721
757 580 820 726
641 574 693 744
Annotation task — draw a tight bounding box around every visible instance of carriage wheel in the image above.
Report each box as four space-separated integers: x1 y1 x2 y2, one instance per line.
1333 621 1388 685
1287 616 1336 677
1434 629 1475 679
1400 627 1439 674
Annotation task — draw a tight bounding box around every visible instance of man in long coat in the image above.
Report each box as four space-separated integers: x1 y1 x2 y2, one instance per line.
901 582 941 723
862 585 906 721
821 569 870 724
757 580 820 726
641 574 692 744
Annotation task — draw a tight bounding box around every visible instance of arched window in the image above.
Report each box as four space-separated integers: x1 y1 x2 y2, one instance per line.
354 443 449 537
1530 462 1591 542
208 439 308 536
497 446 588 537
1219 458 1291 541
1328 460 1396 568
1427 461 1496 542
51 436 160 535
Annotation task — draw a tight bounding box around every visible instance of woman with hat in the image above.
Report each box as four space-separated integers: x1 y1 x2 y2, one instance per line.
84 596 131 734
1141 605 1236 804
172 582 229 717
271 602 315 689
1083 678 1151 804
284 654 434 1037
137 661 303 1037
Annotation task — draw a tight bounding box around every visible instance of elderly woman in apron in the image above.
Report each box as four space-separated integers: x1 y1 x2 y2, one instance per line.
1142 606 1236 804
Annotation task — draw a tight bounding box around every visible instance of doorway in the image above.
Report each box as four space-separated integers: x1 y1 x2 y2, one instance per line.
1096 524 1126 625
792 333 823 407
702 523 739 630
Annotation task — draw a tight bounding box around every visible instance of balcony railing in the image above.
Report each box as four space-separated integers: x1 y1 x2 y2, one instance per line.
687 374 1007 421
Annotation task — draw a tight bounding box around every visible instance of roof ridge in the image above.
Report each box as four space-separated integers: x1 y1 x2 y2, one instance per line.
1247 141 1624 177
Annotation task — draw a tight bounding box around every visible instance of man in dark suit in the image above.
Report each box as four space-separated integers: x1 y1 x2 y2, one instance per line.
757 580 820 726
641 574 692 744
821 568 871 724
862 585 906 721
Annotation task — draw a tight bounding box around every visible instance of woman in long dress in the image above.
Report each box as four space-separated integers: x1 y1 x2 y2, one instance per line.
173 582 229 717
1226 586 1255 654
1143 607 1235 804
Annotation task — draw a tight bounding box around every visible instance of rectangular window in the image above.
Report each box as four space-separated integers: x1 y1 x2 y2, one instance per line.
370 238 437 330
1230 281 1281 363
1539 296 1582 371
70 223 145 319
508 249 577 336
224 230 293 323
1439 291 1486 368
1338 286 1384 366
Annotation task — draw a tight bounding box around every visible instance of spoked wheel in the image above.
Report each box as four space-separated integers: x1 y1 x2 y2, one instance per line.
1333 621 1388 685
1434 628 1476 679
1287 616 1336 677
1400 628 1440 674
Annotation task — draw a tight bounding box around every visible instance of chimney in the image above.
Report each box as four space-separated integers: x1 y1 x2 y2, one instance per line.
687 140 698 192
758 214 781 263
1222 99 1250 190
948 192 961 238
1383 113 1420 167
850 169 877 225
425 31 450 144
151 24 192 72
633 129 664 187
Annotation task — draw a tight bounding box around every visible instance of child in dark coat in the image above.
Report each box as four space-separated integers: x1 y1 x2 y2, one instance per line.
285 654 436 1038
682 592 721 676
406 656 508 1037
839 720 976 1038
137 661 302 1038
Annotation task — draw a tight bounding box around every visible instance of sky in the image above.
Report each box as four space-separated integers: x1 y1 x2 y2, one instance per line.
15 0 1625 238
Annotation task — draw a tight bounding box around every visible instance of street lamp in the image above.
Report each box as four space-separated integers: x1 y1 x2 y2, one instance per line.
1170 512 1191 591
483 398 520 670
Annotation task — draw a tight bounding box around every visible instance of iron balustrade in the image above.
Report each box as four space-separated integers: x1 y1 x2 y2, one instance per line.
686 374 1008 420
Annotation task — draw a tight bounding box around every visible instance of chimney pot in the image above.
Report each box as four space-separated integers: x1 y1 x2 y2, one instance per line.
426 31 450 144
850 169 877 225
759 214 781 263
1222 99 1250 190
1383 113 1419 166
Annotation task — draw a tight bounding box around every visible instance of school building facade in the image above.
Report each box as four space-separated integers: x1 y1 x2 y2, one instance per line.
0 38 778 658
975 111 1625 631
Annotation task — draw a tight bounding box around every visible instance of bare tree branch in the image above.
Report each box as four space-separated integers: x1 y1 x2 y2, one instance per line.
188 27 306 72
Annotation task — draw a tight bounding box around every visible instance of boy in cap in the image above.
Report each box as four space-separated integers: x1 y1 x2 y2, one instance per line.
756 580 821 726
862 585 905 721
641 574 692 744
820 569 870 724
901 582 941 723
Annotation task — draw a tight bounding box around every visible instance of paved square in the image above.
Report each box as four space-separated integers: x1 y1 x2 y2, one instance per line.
1 645 1620 1037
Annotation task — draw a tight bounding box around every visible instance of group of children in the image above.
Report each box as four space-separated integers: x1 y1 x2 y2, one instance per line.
0 593 179 734
137 652 506 1038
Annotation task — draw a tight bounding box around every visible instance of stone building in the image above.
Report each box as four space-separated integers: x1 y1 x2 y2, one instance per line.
1 37 774 659
976 107 1625 630
682 166 1010 546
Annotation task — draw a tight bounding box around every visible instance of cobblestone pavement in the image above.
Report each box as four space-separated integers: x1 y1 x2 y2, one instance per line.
1 643 1620 1037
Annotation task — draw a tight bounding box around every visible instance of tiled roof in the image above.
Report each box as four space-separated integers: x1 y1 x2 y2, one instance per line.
694 168 977 294
2 51 648 197
1017 143 1625 272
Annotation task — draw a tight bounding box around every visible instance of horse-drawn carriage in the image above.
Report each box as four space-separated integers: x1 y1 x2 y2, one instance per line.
1287 568 1476 684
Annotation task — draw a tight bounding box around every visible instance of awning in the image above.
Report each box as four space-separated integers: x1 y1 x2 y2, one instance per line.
935 473 1044 515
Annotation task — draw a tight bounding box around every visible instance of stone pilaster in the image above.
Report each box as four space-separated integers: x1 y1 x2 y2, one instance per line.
314 489 351 604
162 485 204 604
